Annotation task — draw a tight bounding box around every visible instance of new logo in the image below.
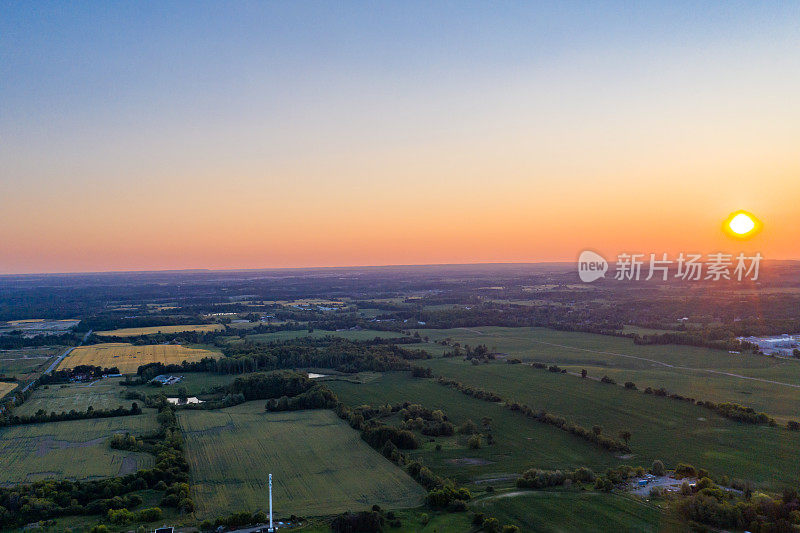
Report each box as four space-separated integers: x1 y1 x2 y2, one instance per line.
578 250 608 282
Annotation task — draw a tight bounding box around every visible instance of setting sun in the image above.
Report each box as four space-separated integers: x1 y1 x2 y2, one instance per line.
725 211 761 238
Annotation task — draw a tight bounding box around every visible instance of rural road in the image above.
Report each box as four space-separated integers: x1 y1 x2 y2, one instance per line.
42 329 93 375
455 327 800 390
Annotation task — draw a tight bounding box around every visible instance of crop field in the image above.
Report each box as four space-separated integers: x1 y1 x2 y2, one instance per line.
14 377 132 417
96 324 224 337
328 372 621 487
0 381 17 397
178 403 426 518
420 357 800 488
0 346 61 379
0 414 158 484
415 326 800 422
472 491 680 533
57 343 220 374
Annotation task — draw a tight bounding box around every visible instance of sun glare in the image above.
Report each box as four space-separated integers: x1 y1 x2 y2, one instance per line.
725 211 760 238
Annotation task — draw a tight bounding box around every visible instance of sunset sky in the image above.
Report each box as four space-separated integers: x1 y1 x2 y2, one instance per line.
1 1 799 274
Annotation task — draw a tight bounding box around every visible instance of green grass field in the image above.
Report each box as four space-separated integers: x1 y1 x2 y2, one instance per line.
472 490 680 533
419 357 800 489
14 377 133 417
0 414 158 484
178 403 426 518
328 372 621 489
415 326 800 422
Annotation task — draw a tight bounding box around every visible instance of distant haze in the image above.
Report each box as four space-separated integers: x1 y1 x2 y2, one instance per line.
2 2 799 274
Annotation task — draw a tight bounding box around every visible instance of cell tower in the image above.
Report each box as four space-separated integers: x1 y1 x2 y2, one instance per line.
268 473 274 532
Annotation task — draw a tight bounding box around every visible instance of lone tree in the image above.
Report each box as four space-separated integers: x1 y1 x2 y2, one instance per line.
651 460 666 476
581 369 587 378
619 430 632 445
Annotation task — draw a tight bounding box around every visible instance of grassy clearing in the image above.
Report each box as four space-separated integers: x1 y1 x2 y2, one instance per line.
96 324 224 337
58 343 220 374
421 357 800 488
0 414 158 484
14 377 132 416
179 403 426 518
327 372 621 489
472 490 681 533
415 326 800 422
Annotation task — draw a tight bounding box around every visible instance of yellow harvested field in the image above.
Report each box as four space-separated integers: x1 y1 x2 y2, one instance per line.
0 382 17 397
97 324 224 337
58 343 220 374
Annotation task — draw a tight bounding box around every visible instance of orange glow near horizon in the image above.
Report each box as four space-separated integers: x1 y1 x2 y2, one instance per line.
2 4 800 274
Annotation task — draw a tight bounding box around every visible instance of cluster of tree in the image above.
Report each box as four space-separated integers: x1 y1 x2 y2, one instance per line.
672 478 800 531
410 365 433 378
425 485 472 511
640 386 783 427
109 432 146 452
506 401 629 452
0 402 189 527
471 513 520 533
698 401 776 426
0 332 80 349
362 424 420 450
198 510 273 531
516 467 596 489
106 506 162 525
1 402 141 427
265 385 339 411
398 404 454 437
228 370 313 401
41 365 121 386
632 332 748 352
330 509 385 532
332 401 471 504
222 338 431 374
434 377 503 402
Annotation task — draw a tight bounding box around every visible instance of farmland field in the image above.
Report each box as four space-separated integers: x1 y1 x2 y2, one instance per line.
57 343 220 374
328 372 621 488
472 491 680 533
415 326 800 422
0 381 17 397
0 346 61 379
420 357 800 488
96 323 224 337
0 414 158 484
14 377 132 416
179 402 426 518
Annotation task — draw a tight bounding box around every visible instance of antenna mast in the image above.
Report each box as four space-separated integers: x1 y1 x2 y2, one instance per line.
268 473 274 532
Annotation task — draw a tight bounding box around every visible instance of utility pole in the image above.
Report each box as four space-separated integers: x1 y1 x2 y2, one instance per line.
268 473 274 532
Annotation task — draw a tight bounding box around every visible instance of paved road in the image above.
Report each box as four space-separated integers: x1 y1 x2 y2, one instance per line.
20 329 93 393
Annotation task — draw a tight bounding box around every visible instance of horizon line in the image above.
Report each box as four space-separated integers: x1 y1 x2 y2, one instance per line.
2 258 799 278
